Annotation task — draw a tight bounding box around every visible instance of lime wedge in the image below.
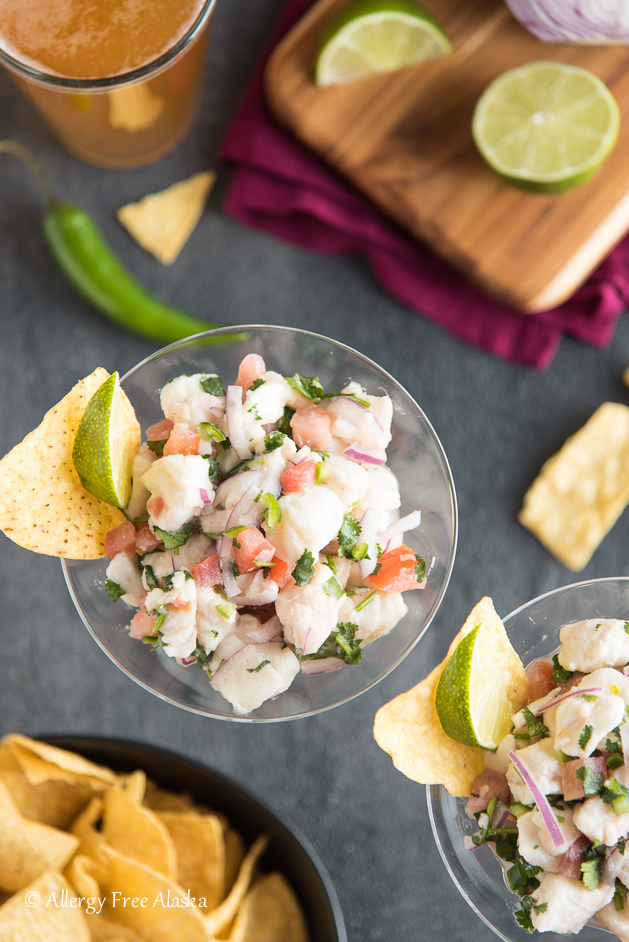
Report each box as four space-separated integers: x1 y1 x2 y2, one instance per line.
72 372 137 509
472 61 620 193
315 0 451 88
435 623 514 751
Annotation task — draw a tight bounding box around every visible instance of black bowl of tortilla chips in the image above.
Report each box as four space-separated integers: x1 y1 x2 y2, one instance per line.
0 733 345 942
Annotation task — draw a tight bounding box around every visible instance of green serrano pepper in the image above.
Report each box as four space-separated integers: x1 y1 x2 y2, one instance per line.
0 141 232 345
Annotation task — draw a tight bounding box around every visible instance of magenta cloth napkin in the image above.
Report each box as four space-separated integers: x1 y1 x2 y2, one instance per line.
221 0 629 368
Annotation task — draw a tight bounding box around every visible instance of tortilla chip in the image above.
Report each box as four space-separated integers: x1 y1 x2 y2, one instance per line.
0 870 90 941
0 779 79 892
374 597 528 797
4 735 116 789
157 810 225 909
143 782 194 814
224 828 246 893
86 913 146 941
230 872 309 942
65 853 102 899
0 369 129 558
519 402 629 571
99 846 208 942
205 836 267 937
117 171 216 265
103 782 176 879
0 747 97 830
107 83 164 132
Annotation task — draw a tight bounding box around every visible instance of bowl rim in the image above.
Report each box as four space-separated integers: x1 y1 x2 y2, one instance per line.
42 733 348 942
62 324 458 722
426 575 629 942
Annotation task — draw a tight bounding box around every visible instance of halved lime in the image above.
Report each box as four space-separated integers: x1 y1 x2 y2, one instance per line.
435 624 514 750
72 372 137 509
472 61 620 193
315 0 451 88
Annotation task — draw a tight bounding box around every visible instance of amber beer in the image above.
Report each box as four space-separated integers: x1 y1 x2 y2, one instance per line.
0 0 215 167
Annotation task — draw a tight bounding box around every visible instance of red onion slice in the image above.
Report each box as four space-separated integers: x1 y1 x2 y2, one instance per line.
324 395 384 433
300 657 344 675
199 488 212 505
225 385 252 460
343 445 386 466
178 656 198 667
541 686 603 714
508 751 564 848
602 847 625 887
225 482 263 531
245 615 283 643
377 510 422 546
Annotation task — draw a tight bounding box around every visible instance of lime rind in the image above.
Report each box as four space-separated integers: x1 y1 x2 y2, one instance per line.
472 61 620 193
315 0 451 88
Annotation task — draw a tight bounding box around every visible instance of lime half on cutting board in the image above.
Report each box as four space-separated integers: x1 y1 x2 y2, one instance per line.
315 0 451 88
472 61 620 193
435 623 514 751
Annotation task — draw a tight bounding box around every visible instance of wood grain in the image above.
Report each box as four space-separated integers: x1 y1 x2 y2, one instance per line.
265 0 629 311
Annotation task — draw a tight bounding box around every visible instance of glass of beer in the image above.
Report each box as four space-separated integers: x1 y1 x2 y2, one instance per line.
0 0 216 168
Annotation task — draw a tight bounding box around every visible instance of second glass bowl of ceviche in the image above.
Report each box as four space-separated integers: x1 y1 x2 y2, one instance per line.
428 577 629 942
62 325 457 721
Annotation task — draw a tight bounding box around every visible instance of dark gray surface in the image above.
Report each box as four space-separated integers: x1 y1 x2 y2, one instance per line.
1 2 628 940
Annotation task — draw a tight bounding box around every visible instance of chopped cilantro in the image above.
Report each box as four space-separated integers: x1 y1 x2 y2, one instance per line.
264 431 285 452
576 766 604 796
105 580 124 602
608 754 625 771
606 729 622 753
415 555 427 583
619 838 627 856
578 724 594 751
286 373 325 400
602 778 629 815
193 645 211 667
222 458 253 478
337 514 362 558
581 855 602 890
153 521 194 550
247 404 261 420
625 622 629 635
231 561 240 578
514 707 549 741
277 406 295 437
301 622 362 665
247 659 271 674
203 455 220 481
614 879 627 911
200 375 225 396
514 896 547 933
322 576 344 600
552 653 573 686
140 564 159 590
146 439 167 457
249 378 266 391
292 550 315 587
198 422 226 442
132 514 150 524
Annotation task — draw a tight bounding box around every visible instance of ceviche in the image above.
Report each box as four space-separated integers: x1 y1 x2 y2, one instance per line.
103 354 429 714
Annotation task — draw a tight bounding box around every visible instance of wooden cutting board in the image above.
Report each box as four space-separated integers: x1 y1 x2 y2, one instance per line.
265 0 629 312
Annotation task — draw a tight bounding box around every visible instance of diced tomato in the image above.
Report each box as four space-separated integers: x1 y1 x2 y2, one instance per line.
129 611 156 640
146 418 174 441
105 521 136 559
135 522 163 554
280 459 317 493
466 770 512 816
561 756 607 802
559 835 590 879
163 426 200 456
527 659 556 701
233 527 275 573
367 543 422 593
269 556 294 590
290 407 332 451
235 354 266 401
191 554 222 587
147 496 165 520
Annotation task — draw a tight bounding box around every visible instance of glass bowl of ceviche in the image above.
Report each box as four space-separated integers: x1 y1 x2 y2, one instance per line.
62 325 457 721
428 577 629 942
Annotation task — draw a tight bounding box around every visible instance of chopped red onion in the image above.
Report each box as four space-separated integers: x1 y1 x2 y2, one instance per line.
504 0 629 43
343 445 386 466
199 487 212 505
214 469 261 506
508 751 564 848
178 656 198 667
225 385 252 460
541 687 603 714
225 482 263 531
300 657 344 675
377 510 422 546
